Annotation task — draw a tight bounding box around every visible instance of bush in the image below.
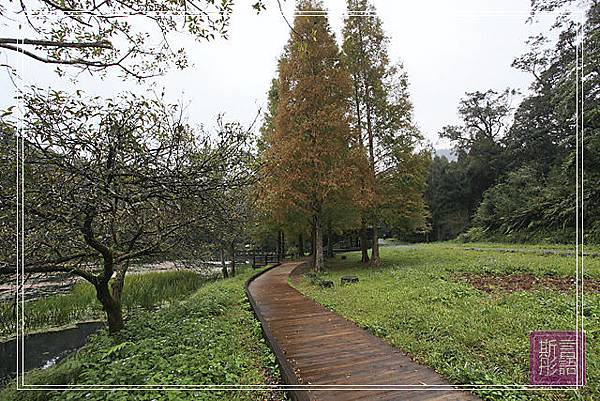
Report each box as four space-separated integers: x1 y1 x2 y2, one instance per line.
468 166 584 245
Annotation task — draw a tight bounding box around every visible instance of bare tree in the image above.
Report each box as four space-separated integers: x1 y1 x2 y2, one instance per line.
0 88 254 332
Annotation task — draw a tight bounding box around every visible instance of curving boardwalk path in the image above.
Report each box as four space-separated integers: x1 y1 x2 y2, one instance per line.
247 261 480 401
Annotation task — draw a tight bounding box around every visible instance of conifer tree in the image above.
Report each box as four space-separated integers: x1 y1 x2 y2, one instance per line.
260 0 364 272
343 0 429 265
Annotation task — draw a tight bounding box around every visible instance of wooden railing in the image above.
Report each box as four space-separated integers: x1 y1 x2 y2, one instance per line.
252 251 288 268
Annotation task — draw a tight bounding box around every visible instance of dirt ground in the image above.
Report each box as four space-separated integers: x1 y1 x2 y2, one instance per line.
456 273 600 294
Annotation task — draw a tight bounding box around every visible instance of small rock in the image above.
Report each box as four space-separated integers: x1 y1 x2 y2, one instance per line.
341 276 359 284
319 280 334 288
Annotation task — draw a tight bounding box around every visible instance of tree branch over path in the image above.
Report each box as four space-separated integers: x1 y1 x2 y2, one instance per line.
0 0 266 79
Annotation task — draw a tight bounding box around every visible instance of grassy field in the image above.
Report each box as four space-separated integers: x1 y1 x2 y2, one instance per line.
0 270 211 339
447 241 600 254
293 244 598 401
0 266 284 401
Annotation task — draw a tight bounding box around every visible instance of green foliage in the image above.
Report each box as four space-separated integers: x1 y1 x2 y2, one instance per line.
293 245 599 400
0 271 209 338
426 2 600 244
343 0 429 238
473 167 546 233
425 155 471 241
1 88 256 332
458 227 575 245
439 89 514 205
427 89 515 241
0 268 283 401
465 1 598 244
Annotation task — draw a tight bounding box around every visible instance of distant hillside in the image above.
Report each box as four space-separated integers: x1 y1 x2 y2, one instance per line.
434 148 457 161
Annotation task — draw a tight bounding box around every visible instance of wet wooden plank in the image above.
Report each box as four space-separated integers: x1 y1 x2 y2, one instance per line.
247 262 480 401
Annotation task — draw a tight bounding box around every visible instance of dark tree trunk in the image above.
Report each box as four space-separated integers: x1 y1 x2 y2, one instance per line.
298 233 304 257
313 214 324 272
220 247 228 278
360 220 370 264
96 281 124 334
105 301 124 333
82 214 125 333
310 223 316 258
371 224 380 266
276 230 282 260
281 231 285 260
326 223 334 258
230 241 236 277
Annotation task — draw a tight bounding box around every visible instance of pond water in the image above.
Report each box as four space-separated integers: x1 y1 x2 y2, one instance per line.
0 321 103 383
0 260 239 302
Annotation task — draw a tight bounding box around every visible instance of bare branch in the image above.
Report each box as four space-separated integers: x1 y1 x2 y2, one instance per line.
0 38 112 49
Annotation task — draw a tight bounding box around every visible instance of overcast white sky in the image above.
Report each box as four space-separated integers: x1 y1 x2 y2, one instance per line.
1 0 563 148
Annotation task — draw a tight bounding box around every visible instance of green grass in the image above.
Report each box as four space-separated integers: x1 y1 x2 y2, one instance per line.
1 270 213 339
0 266 284 401
293 244 599 401
446 241 600 254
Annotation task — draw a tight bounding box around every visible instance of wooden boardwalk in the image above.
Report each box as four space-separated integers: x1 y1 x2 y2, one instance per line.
247 261 480 401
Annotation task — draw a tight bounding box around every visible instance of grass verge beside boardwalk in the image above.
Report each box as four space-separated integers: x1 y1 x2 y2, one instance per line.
293 244 599 401
0 267 284 401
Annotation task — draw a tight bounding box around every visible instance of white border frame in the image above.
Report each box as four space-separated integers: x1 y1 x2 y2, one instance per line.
11 6 587 395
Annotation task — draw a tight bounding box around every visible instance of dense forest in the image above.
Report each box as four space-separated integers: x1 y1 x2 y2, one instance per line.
425 0 599 245
256 0 599 256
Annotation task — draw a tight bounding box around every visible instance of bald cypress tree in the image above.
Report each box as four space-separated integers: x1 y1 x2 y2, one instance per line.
260 0 365 272
343 0 429 265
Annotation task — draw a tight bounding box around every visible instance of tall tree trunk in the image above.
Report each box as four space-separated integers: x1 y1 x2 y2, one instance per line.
314 215 324 272
230 241 236 277
298 233 304 256
357 16 380 266
220 247 228 278
371 224 380 266
326 222 334 258
360 220 370 264
96 281 124 334
281 231 285 259
276 230 282 260
105 301 124 334
310 222 316 258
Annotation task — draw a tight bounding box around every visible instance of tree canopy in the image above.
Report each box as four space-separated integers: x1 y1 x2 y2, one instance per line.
0 88 254 331
342 0 429 264
426 0 599 244
258 0 367 272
